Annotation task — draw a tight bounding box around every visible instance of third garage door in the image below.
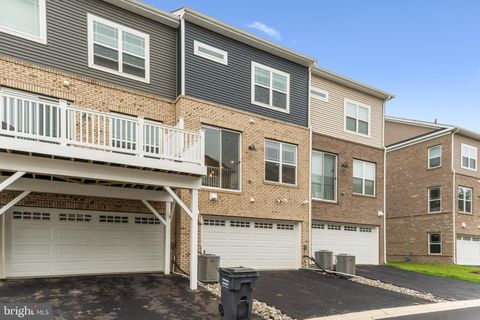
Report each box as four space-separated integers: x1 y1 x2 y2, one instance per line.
311 221 379 265
457 235 480 265
202 217 300 270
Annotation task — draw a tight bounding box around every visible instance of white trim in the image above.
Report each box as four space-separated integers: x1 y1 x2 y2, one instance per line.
311 150 337 202
461 143 477 171
264 139 297 186
251 61 290 113
427 145 442 169
0 0 47 44
344 98 371 138
428 186 442 213
193 40 228 65
189 189 199 290
352 159 376 196
428 232 442 255
458 186 473 214
87 13 150 83
310 86 329 102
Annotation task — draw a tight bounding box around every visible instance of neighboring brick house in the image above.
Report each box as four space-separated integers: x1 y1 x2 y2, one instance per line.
386 117 480 265
309 67 393 264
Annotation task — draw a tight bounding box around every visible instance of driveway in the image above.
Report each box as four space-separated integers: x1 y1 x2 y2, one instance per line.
0 273 223 320
253 270 428 319
357 265 480 301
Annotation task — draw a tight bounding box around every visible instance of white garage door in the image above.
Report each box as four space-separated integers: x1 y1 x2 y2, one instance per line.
202 217 300 270
457 235 480 266
6 208 165 277
311 222 379 265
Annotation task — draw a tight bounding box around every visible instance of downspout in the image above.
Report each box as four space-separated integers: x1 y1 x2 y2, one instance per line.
451 129 458 264
308 66 313 262
383 96 391 264
180 11 186 96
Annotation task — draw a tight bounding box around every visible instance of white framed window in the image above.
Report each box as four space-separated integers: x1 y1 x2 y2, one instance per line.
0 0 47 44
87 14 150 83
201 126 241 191
428 233 442 255
344 99 371 136
251 61 290 113
311 86 329 102
461 143 477 171
265 140 297 185
312 150 337 201
428 145 442 169
458 186 473 214
428 187 441 213
194 40 228 65
353 160 376 196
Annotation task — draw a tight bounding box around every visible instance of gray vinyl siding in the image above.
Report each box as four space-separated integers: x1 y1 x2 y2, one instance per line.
184 22 309 127
0 0 177 99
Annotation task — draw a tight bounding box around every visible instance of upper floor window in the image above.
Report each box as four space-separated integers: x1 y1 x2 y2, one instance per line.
87 14 150 83
0 0 46 44
428 145 442 169
458 186 472 214
194 40 228 65
461 143 477 171
345 99 370 136
201 126 241 191
353 160 375 196
265 140 296 185
251 62 290 113
311 87 329 102
428 187 441 213
312 150 337 201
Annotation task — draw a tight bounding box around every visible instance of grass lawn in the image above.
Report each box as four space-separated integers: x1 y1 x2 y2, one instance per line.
387 261 480 283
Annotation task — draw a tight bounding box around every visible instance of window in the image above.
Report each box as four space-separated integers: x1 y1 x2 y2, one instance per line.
353 160 376 196
345 99 370 136
255 222 273 229
194 40 228 65
359 227 372 233
0 0 46 44
135 217 161 225
230 221 250 228
251 62 290 112
265 140 297 185
312 150 337 201
428 145 442 168
328 224 341 230
311 86 329 102
87 14 150 82
344 226 357 232
428 187 441 213
59 213 92 222
461 144 477 170
458 186 473 214
277 223 294 230
202 126 240 190
428 233 442 255
203 219 226 226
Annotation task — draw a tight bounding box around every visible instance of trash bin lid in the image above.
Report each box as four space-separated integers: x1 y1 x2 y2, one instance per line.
220 266 258 276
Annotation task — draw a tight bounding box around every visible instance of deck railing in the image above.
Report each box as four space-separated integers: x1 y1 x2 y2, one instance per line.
0 90 204 166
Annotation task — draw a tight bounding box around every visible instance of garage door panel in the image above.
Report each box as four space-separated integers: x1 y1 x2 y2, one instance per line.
457 235 480 265
7 209 165 277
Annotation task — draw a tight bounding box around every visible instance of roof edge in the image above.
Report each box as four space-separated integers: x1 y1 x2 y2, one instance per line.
386 127 454 152
385 116 452 130
173 7 316 67
103 0 180 28
312 66 394 100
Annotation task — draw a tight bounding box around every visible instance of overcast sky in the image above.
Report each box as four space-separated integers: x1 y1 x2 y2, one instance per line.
144 0 480 131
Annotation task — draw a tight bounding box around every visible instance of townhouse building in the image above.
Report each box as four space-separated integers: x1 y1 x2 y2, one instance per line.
309 67 393 264
386 117 480 265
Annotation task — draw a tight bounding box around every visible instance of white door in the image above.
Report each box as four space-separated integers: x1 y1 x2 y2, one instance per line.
6 208 165 277
457 235 480 265
202 217 300 270
311 221 379 265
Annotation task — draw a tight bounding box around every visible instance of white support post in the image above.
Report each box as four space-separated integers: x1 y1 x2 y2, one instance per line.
0 191 30 216
189 189 199 290
164 202 172 275
59 100 68 146
0 171 25 192
137 116 145 157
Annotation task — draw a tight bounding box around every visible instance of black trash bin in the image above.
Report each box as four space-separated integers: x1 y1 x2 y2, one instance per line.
218 267 259 320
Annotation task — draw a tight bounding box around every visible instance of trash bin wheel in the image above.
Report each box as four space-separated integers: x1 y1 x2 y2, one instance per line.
218 303 224 316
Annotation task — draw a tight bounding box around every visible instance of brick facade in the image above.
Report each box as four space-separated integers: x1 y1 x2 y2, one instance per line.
312 132 386 263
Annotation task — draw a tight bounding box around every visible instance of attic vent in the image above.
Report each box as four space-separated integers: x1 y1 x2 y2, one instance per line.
13 211 50 221
204 219 226 226
277 223 294 230
59 213 92 222
230 221 250 228
255 222 273 229
99 215 128 224
135 217 161 225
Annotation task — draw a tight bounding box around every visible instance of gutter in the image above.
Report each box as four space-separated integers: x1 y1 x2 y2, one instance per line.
452 129 459 264
386 127 455 152
383 97 390 264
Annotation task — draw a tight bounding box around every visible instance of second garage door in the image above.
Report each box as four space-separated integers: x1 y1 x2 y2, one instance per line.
311 221 379 265
457 235 480 265
202 217 301 270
